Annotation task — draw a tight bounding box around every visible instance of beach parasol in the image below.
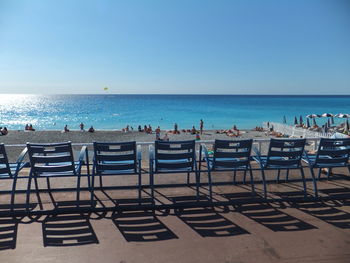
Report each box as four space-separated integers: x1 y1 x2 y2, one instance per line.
322 113 333 117
327 118 331 128
294 116 298 125
331 116 335 124
312 118 317 127
306 118 310 128
299 115 303 125
283 116 287 124
346 120 350 132
307 114 321 118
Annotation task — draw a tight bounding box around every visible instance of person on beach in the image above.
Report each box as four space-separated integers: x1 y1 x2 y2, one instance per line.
28 124 35 131
144 125 147 132
162 133 169 141
191 126 197 134
200 119 204 134
1 127 8 135
174 123 178 134
25 124 29 130
155 126 161 140
63 125 69 132
88 126 95 133
80 122 84 131
138 125 142 132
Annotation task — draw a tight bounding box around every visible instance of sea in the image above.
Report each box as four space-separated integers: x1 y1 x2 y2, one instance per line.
0 94 349 131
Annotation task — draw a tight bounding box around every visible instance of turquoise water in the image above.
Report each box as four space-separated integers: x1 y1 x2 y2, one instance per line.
0 94 349 130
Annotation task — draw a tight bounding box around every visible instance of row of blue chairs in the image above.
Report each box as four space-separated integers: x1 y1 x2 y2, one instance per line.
0 138 349 211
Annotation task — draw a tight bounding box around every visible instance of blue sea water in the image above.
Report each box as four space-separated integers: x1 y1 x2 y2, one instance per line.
0 94 350 131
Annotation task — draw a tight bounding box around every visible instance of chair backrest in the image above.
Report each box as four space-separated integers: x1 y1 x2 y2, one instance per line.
266 138 306 168
154 140 196 172
315 138 350 166
213 139 252 169
0 144 11 177
27 142 76 175
93 141 137 174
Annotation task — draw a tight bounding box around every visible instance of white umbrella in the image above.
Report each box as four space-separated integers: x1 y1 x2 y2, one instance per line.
307 114 321 118
321 113 333 117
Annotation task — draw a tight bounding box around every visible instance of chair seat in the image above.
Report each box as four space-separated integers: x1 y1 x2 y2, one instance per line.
302 154 348 168
253 156 299 169
205 157 248 171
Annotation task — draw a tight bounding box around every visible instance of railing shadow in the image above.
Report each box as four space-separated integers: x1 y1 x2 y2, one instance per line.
172 196 249 237
112 199 178 242
224 192 316 232
42 201 99 247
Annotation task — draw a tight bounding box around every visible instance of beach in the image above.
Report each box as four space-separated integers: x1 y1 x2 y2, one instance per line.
0 129 270 162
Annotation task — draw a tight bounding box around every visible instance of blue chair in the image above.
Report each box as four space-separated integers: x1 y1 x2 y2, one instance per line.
253 138 308 198
92 141 142 201
25 142 89 211
0 144 28 210
303 138 350 197
200 139 255 201
149 140 199 202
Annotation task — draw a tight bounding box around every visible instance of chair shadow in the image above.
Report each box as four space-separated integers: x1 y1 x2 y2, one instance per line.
172 196 249 237
0 216 18 250
224 192 316 232
42 201 99 247
0 203 38 250
112 201 178 242
293 201 350 229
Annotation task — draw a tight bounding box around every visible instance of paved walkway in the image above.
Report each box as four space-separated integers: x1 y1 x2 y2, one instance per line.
1 167 350 263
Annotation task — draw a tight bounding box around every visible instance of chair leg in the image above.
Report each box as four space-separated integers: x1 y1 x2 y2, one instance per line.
76 174 81 208
138 169 142 201
34 177 43 210
150 172 154 204
277 169 281 183
309 167 318 198
249 166 255 195
207 170 212 202
187 172 190 185
327 168 332 180
286 169 290 182
10 176 18 213
243 170 247 184
317 168 322 180
260 169 267 199
300 168 307 198
99 175 103 188
233 171 237 185
25 174 33 214
195 167 200 201
90 173 95 206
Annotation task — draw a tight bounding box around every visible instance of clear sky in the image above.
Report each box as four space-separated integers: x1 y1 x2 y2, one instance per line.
0 0 349 94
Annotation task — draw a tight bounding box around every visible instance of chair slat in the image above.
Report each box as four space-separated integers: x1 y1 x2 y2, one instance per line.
156 140 195 151
32 154 73 163
94 142 136 152
214 159 249 168
269 150 303 158
34 164 75 173
97 163 136 171
318 148 349 156
95 153 136 162
215 139 252 149
156 152 194 160
315 157 348 164
157 161 193 170
267 159 300 166
214 151 250 159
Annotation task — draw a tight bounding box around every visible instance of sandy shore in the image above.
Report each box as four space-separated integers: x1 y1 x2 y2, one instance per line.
0 129 270 162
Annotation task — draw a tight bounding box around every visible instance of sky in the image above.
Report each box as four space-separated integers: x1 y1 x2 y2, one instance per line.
0 0 349 95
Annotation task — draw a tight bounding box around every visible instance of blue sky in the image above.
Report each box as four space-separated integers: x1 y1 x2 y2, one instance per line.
0 0 349 94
